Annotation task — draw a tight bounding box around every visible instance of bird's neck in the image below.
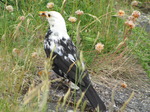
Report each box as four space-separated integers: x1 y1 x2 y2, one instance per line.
48 21 67 33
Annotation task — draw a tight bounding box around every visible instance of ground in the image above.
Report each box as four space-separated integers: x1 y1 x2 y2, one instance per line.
32 53 149 112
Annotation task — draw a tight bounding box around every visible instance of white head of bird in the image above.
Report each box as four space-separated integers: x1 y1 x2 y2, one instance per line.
39 11 67 32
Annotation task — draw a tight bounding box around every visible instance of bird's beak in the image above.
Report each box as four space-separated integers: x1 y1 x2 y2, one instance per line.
39 11 46 17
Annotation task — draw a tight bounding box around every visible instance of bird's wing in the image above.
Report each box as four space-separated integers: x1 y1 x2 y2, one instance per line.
52 38 78 81
44 30 88 85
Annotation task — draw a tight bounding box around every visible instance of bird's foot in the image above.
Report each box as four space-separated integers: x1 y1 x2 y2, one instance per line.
69 82 80 90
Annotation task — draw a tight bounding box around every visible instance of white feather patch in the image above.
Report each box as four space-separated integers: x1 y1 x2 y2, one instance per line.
68 54 75 61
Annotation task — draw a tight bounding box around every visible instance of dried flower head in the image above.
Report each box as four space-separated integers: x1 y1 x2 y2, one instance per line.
125 20 135 29
6 5 13 12
95 43 104 52
121 82 127 88
38 70 52 76
131 1 139 6
118 10 125 16
46 2 54 9
132 10 141 18
12 48 20 55
31 52 38 58
75 10 84 16
19 16 25 21
38 70 44 76
68 17 77 23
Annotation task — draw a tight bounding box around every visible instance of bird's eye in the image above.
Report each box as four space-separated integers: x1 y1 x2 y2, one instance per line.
48 14 51 17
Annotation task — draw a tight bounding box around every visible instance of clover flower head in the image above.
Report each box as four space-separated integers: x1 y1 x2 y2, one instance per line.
12 48 20 55
95 43 104 52
75 10 84 16
128 16 136 22
38 70 44 76
19 16 25 21
46 2 54 9
31 52 38 58
125 20 135 29
132 10 141 18
118 10 125 16
68 17 77 23
6 5 13 12
131 1 139 6
121 82 127 88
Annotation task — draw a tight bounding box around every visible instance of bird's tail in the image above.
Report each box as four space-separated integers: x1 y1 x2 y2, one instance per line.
82 84 106 112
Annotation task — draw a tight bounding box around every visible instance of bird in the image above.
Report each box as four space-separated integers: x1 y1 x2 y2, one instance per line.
39 11 106 112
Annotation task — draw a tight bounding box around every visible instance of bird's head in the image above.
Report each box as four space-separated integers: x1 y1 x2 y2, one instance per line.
39 11 67 32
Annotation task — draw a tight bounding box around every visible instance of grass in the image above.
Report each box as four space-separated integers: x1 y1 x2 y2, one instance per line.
0 0 149 112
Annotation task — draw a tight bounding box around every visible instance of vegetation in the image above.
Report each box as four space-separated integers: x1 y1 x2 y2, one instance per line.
0 0 149 112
